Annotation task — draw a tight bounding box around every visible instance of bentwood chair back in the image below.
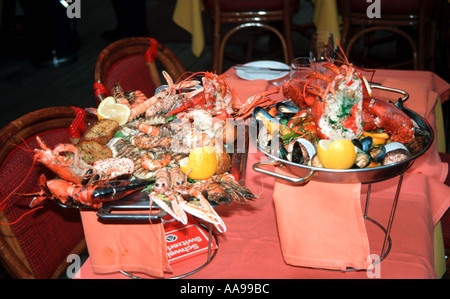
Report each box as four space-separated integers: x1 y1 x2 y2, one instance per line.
0 107 87 279
338 0 439 70
93 37 187 106
203 0 300 73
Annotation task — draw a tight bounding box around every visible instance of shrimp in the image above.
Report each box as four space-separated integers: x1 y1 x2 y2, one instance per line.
130 133 172 150
137 123 161 137
129 95 158 121
140 153 171 171
154 168 171 194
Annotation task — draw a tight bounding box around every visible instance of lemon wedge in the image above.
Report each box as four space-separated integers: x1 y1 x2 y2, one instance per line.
97 96 130 126
180 146 218 180
362 76 372 97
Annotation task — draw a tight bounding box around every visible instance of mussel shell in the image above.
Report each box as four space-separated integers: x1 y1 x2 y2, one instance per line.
368 146 386 163
351 139 363 151
275 101 300 119
253 106 280 124
353 153 371 168
360 136 373 152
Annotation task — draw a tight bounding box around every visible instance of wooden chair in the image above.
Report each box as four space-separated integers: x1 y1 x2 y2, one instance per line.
344 26 419 70
0 107 88 278
338 0 439 70
203 0 300 74
93 37 187 106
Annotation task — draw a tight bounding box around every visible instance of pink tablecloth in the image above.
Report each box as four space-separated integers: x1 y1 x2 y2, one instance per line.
77 69 449 279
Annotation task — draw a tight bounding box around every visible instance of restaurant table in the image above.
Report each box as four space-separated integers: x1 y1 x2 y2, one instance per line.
76 68 449 279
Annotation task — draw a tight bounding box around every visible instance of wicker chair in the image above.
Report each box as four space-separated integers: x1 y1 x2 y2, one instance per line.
0 107 89 279
93 37 187 106
203 0 300 74
338 0 439 70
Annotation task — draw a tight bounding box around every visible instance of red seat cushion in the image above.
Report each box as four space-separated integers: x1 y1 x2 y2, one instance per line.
0 129 84 278
105 54 157 98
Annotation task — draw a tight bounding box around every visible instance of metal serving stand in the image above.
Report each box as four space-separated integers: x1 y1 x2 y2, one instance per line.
91 119 250 279
251 85 434 268
92 193 219 279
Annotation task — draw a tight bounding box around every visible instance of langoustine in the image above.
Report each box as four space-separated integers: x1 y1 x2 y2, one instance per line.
149 167 226 232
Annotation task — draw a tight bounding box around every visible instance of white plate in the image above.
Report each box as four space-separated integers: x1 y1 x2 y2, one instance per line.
236 60 290 81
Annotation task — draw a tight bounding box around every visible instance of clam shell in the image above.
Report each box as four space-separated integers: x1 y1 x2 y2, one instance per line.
382 142 410 165
293 138 316 160
384 142 409 153
286 138 316 163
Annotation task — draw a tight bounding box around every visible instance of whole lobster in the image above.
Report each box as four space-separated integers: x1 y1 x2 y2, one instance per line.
166 72 236 117
19 174 151 209
165 71 279 120
34 136 135 185
282 61 414 144
17 136 146 209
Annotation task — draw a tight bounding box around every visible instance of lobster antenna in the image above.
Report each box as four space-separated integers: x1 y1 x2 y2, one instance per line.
329 41 348 67
336 40 349 65
0 206 43 226
11 136 36 154
0 139 38 214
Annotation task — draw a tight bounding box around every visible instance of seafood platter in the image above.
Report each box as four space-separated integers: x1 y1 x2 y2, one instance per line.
10 56 433 231
251 62 433 184
13 71 273 232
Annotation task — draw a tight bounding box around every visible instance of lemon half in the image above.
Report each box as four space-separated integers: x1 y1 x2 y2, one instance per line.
97 96 130 126
180 146 218 180
317 139 357 169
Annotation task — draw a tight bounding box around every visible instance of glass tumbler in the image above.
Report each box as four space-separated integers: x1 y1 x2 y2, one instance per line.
289 57 315 81
310 31 335 74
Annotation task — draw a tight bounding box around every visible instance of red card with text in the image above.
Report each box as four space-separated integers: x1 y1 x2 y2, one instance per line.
163 215 218 264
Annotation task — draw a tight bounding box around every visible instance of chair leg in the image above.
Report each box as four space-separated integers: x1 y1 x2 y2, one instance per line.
284 18 294 63
245 33 257 62
418 20 426 70
212 16 221 72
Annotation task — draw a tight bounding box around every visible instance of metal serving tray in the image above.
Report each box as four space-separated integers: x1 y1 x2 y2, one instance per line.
95 119 249 223
251 85 434 184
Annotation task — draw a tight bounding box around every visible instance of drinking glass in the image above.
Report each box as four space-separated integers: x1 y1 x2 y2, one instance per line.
310 31 335 74
290 57 315 81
